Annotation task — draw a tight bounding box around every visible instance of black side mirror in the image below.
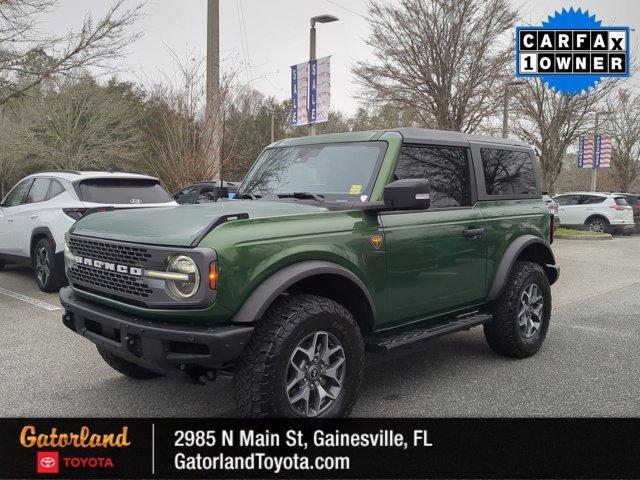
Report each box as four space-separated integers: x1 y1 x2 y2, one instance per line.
383 178 431 210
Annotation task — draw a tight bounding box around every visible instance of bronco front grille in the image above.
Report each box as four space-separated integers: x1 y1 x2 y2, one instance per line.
67 236 152 265
68 263 153 298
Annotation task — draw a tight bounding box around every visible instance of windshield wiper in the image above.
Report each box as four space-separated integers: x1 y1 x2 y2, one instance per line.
277 192 325 202
237 193 261 200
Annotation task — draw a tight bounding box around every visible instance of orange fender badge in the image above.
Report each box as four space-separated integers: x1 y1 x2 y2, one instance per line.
371 235 383 249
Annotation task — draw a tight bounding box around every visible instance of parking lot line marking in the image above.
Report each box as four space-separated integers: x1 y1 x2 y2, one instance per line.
0 287 62 312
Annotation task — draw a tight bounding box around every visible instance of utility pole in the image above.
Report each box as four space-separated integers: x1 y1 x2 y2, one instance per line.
502 80 526 138
206 0 221 178
590 110 612 191
308 15 338 136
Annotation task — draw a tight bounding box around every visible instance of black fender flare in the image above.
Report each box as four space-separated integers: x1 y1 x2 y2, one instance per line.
231 260 375 324
488 235 558 301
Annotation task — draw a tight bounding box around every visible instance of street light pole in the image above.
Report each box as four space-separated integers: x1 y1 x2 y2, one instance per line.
308 15 338 136
502 80 526 138
590 110 612 191
309 22 317 136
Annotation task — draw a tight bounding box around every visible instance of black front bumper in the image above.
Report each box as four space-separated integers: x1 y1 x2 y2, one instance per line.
60 287 254 374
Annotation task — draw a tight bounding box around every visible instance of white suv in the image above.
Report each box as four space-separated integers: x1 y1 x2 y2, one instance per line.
553 192 634 233
0 171 177 291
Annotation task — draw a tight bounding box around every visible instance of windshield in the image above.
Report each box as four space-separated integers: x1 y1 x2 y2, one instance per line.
238 142 387 200
75 178 173 204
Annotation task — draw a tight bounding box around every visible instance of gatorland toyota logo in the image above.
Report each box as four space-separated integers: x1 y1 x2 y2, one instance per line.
20 425 131 474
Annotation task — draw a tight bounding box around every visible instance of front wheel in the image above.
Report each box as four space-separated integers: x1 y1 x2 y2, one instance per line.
484 261 551 358
234 294 365 418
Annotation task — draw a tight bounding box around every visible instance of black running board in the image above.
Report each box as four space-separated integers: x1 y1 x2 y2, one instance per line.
366 312 492 353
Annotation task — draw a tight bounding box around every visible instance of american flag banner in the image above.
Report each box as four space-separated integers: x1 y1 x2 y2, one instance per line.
595 135 613 168
578 137 594 168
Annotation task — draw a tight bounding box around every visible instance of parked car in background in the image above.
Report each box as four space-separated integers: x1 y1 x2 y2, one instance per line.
173 181 239 204
542 192 559 228
553 192 634 233
614 193 640 227
0 171 177 292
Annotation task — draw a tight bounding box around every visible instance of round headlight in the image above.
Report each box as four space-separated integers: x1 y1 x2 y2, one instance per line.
166 255 200 300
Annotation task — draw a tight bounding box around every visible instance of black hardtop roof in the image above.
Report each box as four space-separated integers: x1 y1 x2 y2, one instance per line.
393 128 530 148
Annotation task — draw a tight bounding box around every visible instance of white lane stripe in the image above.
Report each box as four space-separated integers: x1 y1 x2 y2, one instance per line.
0 287 62 311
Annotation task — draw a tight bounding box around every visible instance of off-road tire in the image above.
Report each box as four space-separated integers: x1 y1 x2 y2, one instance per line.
484 261 551 359
234 294 365 418
96 346 163 380
32 238 66 292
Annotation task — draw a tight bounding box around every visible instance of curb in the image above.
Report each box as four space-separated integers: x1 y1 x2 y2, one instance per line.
555 234 612 240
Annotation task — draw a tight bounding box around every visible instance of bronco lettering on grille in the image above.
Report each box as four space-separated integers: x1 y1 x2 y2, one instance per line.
74 256 143 277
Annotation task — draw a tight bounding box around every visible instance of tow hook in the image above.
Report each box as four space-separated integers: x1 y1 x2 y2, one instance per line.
125 335 142 357
179 364 217 385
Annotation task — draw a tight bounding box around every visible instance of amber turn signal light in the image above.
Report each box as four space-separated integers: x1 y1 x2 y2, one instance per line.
209 262 219 290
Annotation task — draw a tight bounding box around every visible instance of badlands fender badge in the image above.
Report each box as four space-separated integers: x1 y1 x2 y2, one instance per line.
515 8 630 95
371 235 383 250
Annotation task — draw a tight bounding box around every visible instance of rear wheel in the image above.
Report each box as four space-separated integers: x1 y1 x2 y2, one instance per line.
586 216 609 233
97 346 163 380
32 238 66 292
484 261 551 358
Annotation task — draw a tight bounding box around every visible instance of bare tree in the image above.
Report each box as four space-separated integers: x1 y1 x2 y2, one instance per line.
353 0 517 133
512 79 614 193
607 89 640 192
141 52 248 192
0 0 142 106
0 76 142 174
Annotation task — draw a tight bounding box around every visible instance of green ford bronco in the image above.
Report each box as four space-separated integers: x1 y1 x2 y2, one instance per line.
60 128 559 417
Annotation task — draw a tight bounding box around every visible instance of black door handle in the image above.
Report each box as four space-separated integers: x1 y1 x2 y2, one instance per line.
463 227 485 238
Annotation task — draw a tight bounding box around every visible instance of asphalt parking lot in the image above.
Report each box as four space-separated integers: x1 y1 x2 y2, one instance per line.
1 236 639 417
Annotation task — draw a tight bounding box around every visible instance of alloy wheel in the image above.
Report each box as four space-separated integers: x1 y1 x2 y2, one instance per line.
518 283 544 340
285 330 346 417
35 246 50 286
588 219 606 233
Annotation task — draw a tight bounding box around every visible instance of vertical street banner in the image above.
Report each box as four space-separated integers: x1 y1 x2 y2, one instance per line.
595 135 613 168
290 61 309 127
578 137 594 168
290 56 331 127
315 56 331 124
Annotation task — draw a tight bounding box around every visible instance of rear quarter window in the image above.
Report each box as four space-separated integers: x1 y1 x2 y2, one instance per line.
481 148 537 196
75 178 172 204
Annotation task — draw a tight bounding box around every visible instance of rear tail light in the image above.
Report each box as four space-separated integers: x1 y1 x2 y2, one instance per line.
609 204 628 211
63 208 87 220
550 214 556 244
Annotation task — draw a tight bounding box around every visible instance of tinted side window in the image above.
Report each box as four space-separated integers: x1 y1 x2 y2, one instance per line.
481 148 537 195
614 197 629 206
553 195 570 206
3 179 33 207
196 187 217 203
47 179 66 199
175 186 197 205
394 146 472 208
581 195 605 204
25 178 51 204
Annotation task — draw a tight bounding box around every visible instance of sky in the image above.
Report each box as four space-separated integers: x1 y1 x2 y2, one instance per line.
39 0 640 115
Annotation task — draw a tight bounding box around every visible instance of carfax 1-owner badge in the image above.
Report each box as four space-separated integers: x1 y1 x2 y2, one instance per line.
515 7 630 94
